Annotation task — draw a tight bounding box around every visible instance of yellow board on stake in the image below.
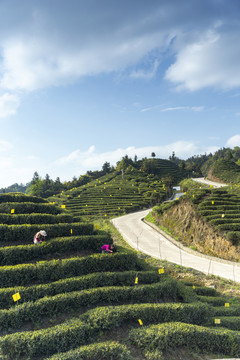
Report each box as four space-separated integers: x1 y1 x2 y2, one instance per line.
222 214 225 218
138 319 143 326
12 292 21 302
214 319 221 324
192 285 196 290
225 303 230 307
212 201 214 205
70 229 73 234
11 209 15 214
158 268 164 274
135 277 138 284
61 205 66 209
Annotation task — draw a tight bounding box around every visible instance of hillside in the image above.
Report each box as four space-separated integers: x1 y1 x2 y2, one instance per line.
150 180 240 261
48 165 172 220
1 193 240 358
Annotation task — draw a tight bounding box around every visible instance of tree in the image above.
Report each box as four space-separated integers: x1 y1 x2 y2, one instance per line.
151 152 156 158
102 161 111 173
31 172 40 184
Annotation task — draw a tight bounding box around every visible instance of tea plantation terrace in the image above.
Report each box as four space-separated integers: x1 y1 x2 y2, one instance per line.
50 169 167 219
0 193 240 358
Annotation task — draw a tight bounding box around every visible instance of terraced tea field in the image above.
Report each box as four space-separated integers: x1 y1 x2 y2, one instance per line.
189 187 240 245
0 193 240 359
50 169 166 219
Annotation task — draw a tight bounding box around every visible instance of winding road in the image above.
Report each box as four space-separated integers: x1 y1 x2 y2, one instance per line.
111 178 240 283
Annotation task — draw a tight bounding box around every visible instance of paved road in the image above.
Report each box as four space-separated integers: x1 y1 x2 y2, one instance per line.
192 177 227 188
111 209 240 283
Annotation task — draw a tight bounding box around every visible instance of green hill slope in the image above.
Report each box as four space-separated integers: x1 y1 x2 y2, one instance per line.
49 159 186 220
150 181 240 261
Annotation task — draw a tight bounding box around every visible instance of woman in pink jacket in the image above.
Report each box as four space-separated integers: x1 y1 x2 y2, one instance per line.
101 244 114 253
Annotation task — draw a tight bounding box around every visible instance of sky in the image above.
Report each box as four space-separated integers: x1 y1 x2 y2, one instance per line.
0 0 240 187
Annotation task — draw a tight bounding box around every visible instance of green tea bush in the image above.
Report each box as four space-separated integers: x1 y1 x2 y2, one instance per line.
216 316 240 331
0 253 140 287
197 295 227 306
0 319 92 359
0 222 93 242
0 202 61 214
45 341 134 360
0 234 111 266
0 303 211 358
226 232 240 245
0 193 47 204
195 286 217 297
0 280 185 331
0 213 74 225
129 322 240 356
0 271 160 309
81 302 211 330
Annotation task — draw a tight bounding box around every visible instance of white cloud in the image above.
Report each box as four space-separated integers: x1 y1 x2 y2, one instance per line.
226 135 240 148
165 28 240 91
56 141 214 175
0 93 20 118
161 106 204 112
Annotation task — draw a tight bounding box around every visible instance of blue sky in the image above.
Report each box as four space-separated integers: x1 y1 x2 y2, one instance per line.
0 0 240 187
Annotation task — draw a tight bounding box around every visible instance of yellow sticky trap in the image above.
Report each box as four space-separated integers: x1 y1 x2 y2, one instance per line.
158 268 164 274
214 319 221 324
70 229 73 234
12 292 21 302
184 192 187 195
119 188 121 190
222 214 225 218
118 207 121 210
135 277 138 284
210 185 213 188
212 201 214 205
225 303 229 307
192 195 195 198
86 204 88 207
131 203 133 205
110 195 112 197
138 319 143 326
104 214 107 217
192 285 196 290
11 209 15 214
145 259 147 263
61 205 66 209
176 198 179 200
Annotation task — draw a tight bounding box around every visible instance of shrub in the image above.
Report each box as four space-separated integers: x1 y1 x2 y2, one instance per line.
0 222 93 242
0 303 211 358
0 202 61 214
0 193 47 203
0 320 92 359
45 341 134 360
0 213 75 225
0 234 111 266
129 322 240 356
0 253 140 287
0 280 185 332
226 232 240 245
0 271 160 309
